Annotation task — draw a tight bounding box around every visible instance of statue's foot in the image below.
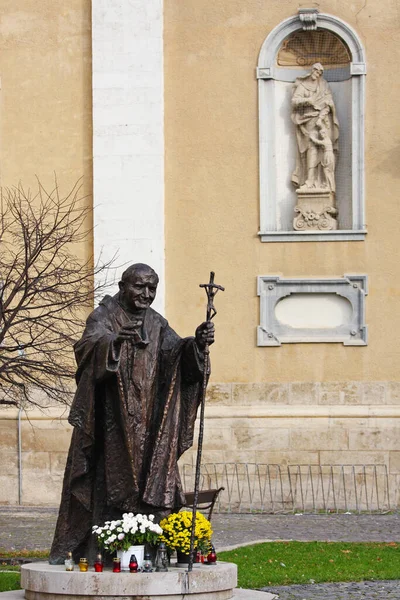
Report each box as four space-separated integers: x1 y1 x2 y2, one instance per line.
303 180 315 189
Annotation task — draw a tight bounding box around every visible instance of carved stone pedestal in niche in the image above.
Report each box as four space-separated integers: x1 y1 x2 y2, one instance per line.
293 189 338 231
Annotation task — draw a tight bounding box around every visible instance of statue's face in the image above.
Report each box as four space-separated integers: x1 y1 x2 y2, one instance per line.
311 67 323 80
120 270 158 311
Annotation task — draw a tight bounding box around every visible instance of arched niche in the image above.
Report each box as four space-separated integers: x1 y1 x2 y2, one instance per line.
257 10 366 242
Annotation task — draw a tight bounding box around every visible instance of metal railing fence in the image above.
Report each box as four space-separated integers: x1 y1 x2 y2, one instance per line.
181 463 391 514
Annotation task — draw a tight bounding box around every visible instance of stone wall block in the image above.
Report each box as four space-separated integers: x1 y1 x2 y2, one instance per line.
0 420 18 449
22 451 51 472
50 452 68 474
180 449 258 471
181 449 233 467
232 383 289 405
22 474 63 506
331 418 369 429
349 428 400 451
290 428 348 450
0 476 18 504
389 451 400 473
22 421 72 453
256 451 319 465
387 383 400 404
388 474 400 508
289 382 318 405
0 451 18 475
206 383 232 405
319 382 361 405
362 382 386 405
232 427 289 451
200 427 232 450
320 450 388 465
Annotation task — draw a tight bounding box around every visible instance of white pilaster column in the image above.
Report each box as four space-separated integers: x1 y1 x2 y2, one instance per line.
92 0 165 313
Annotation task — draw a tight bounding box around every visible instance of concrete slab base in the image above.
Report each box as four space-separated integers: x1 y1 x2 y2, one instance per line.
0 589 278 600
21 562 239 599
0 592 24 600
233 590 277 599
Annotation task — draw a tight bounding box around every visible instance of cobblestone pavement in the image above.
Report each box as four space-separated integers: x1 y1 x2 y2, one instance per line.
261 580 400 598
211 513 400 548
0 507 58 552
2 509 400 598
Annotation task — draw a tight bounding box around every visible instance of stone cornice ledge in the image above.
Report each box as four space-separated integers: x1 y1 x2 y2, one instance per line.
1 405 399 421
259 230 367 242
204 405 400 419
0 406 71 420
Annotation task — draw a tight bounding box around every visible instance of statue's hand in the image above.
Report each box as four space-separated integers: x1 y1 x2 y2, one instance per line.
195 321 215 350
115 319 144 346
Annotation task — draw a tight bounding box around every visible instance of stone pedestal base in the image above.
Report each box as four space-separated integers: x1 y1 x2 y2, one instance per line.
21 562 238 600
0 587 277 600
293 189 337 231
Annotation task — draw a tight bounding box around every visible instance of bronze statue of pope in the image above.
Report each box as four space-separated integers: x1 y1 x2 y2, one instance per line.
49 263 214 564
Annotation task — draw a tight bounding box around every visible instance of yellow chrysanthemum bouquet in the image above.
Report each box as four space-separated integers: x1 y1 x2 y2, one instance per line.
159 511 213 556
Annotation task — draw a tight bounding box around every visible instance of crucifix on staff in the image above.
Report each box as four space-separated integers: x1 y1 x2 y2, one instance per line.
188 271 225 572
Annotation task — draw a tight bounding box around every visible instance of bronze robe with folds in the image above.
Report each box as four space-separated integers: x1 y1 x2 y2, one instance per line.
50 294 204 564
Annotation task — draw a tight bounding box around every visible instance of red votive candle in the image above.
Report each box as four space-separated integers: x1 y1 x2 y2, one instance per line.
129 555 138 573
207 546 217 564
94 553 103 572
113 558 121 573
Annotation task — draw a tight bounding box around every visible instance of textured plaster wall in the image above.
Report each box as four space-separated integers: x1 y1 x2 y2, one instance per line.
164 0 400 384
0 0 93 270
0 1 92 196
0 1 91 504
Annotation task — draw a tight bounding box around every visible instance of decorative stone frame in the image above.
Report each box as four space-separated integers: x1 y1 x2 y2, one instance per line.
257 10 366 242
257 274 368 346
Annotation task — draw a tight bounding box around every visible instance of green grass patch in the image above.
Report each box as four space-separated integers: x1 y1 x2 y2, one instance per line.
0 549 49 559
0 572 21 592
218 541 400 588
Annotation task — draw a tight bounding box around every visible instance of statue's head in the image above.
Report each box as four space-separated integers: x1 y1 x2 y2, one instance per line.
310 62 324 80
118 263 159 312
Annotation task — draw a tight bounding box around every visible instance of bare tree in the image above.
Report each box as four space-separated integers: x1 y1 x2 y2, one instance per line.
0 178 113 408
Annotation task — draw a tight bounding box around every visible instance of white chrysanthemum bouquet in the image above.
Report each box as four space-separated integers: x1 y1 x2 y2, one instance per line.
92 513 163 553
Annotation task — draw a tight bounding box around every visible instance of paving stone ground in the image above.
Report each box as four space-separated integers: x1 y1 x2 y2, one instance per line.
261 580 400 599
1 508 400 598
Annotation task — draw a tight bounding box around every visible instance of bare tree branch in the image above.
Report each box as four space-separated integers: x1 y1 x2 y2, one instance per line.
0 177 116 408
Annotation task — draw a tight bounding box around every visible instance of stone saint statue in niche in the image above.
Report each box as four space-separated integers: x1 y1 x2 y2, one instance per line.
49 263 215 564
291 63 340 231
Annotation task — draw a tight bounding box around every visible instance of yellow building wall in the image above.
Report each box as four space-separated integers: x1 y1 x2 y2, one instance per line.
0 1 92 505
2 0 400 510
0 0 92 232
163 1 400 510
164 0 400 384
